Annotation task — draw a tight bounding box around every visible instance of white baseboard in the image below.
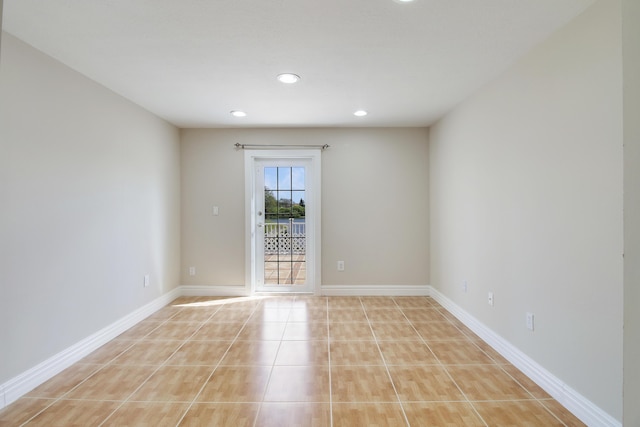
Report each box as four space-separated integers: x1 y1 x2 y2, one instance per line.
181 284 430 298
321 284 430 296
428 286 621 427
180 285 249 297
0 287 181 410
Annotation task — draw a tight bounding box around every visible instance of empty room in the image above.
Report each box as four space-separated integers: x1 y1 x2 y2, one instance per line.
0 0 638 426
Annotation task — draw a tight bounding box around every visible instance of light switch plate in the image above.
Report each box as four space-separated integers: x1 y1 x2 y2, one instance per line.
526 312 535 331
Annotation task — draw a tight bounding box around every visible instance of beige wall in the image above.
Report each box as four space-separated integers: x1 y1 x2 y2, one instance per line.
0 33 181 384
1 1 4 58
429 1 623 421
180 128 429 290
623 0 640 424
3 0 632 420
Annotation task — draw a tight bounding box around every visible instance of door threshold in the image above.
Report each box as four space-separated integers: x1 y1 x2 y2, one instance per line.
253 291 315 296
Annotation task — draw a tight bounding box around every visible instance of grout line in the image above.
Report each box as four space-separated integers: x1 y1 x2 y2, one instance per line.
454 314 570 427
251 349 282 427
538 400 571 427
326 297 333 427
398 299 490 427
16 398 57 427
18 303 191 427
493 364 570 427
98 300 230 427
250 300 291 427
98 300 228 426
360 297 411 427
173 298 264 427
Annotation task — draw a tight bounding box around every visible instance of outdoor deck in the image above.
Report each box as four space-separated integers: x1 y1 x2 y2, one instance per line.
264 221 306 285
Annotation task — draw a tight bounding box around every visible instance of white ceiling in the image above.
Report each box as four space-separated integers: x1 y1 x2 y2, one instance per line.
3 0 594 128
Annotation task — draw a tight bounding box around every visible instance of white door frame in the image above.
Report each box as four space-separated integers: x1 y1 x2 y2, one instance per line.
244 149 322 295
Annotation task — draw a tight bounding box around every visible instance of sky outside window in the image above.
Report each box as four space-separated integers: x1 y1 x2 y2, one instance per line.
264 167 305 192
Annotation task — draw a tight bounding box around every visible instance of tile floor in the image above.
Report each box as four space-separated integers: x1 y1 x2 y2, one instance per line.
0 296 586 426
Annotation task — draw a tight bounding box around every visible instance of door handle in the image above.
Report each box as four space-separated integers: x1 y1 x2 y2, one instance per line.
257 223 264 228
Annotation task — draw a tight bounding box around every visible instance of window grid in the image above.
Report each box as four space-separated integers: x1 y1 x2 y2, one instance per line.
264 167 305 285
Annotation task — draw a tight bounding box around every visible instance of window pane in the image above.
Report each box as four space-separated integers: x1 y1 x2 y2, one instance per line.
278 264 293 284
278 167 292 190
292 167 305 190
264 167 278 190
275 191 293 219
265 187 278 217
264 261 279 284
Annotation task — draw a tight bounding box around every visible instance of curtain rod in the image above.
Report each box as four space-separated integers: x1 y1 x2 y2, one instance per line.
234 143 330 150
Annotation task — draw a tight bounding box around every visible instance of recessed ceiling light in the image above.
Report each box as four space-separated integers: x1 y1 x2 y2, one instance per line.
277 73 301 84
230 110 247 117
354 110 368 117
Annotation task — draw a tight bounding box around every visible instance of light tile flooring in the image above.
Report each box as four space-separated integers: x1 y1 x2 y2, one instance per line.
0 296 586 426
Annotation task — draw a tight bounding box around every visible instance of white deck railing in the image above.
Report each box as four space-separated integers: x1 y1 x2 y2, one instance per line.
264 220 305 255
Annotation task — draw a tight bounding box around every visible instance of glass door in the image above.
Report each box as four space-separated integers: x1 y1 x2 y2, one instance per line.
254 159 314 293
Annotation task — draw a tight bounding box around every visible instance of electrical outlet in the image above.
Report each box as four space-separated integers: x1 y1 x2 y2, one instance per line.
488 292 494 306
144 275 150 287
526 312 535 331
189 267 196 276
337 261 345 271
462 280 468 293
